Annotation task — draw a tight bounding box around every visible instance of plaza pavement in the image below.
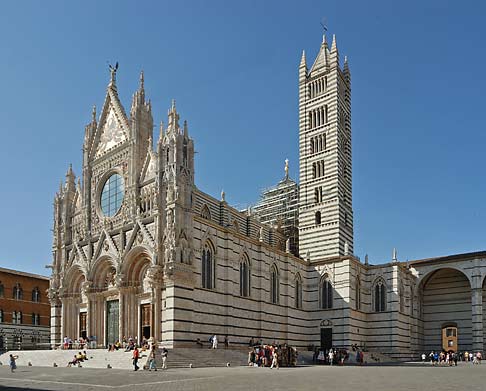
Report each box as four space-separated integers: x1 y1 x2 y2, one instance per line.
0 362 485 391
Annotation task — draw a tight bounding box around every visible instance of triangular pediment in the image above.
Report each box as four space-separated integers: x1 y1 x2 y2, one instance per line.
95 106 128 158
90 86 130 159
140 148 156 182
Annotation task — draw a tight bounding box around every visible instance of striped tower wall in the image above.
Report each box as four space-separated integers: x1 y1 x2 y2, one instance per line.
298 36 353 261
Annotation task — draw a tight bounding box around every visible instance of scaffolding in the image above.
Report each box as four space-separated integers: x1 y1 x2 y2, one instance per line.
252 170 299 256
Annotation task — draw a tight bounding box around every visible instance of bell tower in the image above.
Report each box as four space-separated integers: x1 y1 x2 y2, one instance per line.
298 34 353 261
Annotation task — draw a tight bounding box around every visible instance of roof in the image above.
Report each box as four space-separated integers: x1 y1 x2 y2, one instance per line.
408 250 486 266
0 266 50 281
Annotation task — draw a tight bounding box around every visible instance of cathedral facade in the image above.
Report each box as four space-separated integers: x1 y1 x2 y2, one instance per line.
49 35 486 359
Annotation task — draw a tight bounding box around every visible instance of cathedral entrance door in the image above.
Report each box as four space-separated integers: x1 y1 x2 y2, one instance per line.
106 300 119 346
320 328 332 350
140 304 151 340
79 312 87 340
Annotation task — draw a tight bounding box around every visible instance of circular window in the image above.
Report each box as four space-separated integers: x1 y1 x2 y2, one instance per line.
100 173 124 217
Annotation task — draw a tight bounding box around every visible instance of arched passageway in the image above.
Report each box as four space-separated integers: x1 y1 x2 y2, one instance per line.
420 268 471 353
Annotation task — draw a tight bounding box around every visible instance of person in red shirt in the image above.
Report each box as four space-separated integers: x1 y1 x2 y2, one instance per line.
132 348 140 371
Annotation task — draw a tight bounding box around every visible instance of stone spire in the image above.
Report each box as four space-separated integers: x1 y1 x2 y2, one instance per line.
167 99 180 133
300 50 307 68
330 34 339 67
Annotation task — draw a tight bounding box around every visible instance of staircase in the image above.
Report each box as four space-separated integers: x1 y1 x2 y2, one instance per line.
0 348 148 370
154 348 249 369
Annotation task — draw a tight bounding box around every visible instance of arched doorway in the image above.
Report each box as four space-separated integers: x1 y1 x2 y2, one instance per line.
420 268 471 353
62 265 86 341
122 248 153 342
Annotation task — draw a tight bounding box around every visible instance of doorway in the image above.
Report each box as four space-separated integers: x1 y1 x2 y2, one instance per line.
79 312 87 340
106 300 119 346
442 325 458 352
140 303 152 340
320 328 332 350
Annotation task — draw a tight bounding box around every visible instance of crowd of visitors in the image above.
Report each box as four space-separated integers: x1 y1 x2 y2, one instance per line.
425 351 482 365
313 347 350 365
248 342 297 368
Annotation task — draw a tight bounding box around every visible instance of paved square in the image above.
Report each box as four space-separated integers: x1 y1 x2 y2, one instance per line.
0 363 485 391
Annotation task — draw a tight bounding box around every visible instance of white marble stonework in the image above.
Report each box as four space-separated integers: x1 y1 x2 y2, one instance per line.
49 37 486 360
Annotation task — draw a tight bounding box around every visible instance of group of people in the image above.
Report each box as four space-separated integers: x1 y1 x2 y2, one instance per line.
423 351 482 365
132 344 168 371
67 351 89 367
313 348 350 365
62 336 93 350
248 343 298 368
195 335 230 349
248 345 280 369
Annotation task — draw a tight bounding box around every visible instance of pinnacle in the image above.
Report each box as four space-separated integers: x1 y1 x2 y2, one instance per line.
300 50 306 67
140 70 144 89
331 34 337 52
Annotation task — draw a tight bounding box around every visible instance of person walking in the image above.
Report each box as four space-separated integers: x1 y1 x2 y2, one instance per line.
328 349 334 366
148 345 157 371
161 347 168 369
270 350 279 369
9 354 18 373
132 347 140 371
212 335 218 349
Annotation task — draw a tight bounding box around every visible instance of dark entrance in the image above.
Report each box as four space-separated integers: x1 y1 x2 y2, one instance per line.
320 328 332 350
140 304 152 340
79 312 87 340
105 300 119 346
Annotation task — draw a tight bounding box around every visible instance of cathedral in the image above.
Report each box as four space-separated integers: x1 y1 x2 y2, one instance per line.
49 34 486 359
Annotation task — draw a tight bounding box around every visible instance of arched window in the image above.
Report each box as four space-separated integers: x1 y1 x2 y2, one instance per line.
201 242 214 289
310 139 314 154
32 287 40 303
12 311 22 324
13 284 23 300
355 276 361 310
295 273 303 309
374 279 387 312
0 282 3 297
315 211 321 225
0 309 3 322
239 255 251 297
320 275 333 309
270 265 279 304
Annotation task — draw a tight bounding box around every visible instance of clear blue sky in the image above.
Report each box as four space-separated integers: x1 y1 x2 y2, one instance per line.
0 0 485 276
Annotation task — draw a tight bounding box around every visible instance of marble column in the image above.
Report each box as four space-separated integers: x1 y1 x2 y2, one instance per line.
153 285 162 343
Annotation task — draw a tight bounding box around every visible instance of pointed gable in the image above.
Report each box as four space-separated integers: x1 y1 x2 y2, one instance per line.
90 84 131 159
140 147 156 182
310 37 329 76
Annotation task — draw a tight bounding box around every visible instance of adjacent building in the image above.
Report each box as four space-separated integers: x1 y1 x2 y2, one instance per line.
48 33 486 360
0 267 50 350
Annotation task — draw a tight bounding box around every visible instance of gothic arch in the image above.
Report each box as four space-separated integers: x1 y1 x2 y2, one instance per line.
63 264 87 296
88 256 117 289
122 246 153 287
200 204 211 220
372 276 387 312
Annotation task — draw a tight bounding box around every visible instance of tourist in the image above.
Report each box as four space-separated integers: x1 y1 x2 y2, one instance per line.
212 335 218 349
477 351 482 364
249 337 255 347
161 347 168 369
270 349 279 369
328 349 334 366
224 335 229 349
67 354 80 367
132 348 140 371
421 353 426 363
9 354 18 373
148 345 157 371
